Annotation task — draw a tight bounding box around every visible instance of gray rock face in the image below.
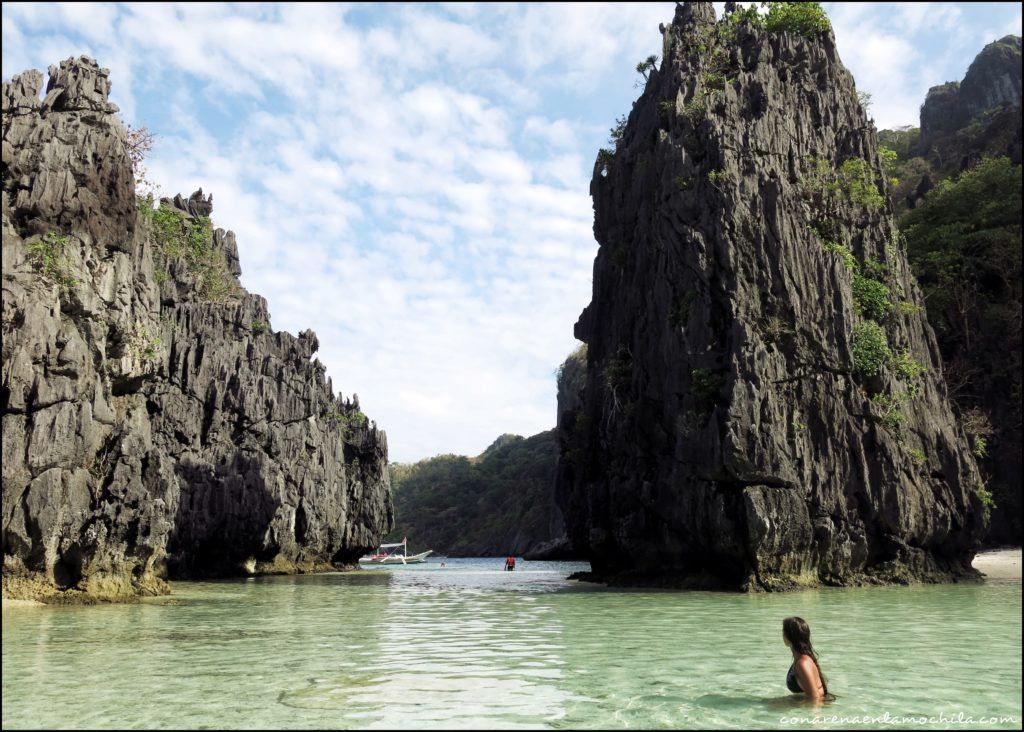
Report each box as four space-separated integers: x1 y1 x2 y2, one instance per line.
2 57 392 601
918 81 963 149
919 35 1022 160
555 4 987 590
555 345 587 434
526 346 588 561
960 35 1022 110
3 57 135 252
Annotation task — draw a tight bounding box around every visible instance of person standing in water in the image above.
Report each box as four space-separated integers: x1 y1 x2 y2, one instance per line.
504 556 516 571
783 616 831 700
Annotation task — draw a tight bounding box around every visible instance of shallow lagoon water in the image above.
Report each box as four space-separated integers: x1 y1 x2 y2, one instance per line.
2 558 1021 729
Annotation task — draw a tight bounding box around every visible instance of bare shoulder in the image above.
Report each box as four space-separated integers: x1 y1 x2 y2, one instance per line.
795 655 818 672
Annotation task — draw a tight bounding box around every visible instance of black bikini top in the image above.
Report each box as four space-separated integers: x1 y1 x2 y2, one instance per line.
786 663 802 693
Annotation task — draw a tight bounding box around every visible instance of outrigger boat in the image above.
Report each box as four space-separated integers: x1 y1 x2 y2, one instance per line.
359 538 432 565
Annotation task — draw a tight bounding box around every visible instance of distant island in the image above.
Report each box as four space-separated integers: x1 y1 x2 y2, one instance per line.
388 431 573 559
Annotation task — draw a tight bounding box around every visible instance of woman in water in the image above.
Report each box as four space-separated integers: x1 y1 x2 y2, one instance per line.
783 616 831 700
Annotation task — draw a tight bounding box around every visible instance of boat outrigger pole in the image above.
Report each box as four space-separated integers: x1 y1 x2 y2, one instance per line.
358 537 433 565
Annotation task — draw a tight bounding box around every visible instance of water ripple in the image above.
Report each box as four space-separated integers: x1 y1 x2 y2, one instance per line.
3 560 1021 729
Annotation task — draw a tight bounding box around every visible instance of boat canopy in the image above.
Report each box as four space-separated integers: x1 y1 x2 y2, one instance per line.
377 542 405 548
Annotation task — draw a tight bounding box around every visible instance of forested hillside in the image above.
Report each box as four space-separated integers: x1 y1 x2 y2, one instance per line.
387 431 571 557
880 35 1022 544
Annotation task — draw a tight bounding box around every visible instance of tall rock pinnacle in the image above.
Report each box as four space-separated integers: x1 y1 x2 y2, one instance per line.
2 57 393 602
555 3 987 589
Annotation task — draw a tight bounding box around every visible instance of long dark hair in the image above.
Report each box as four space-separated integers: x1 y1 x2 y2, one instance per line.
783 616 831 697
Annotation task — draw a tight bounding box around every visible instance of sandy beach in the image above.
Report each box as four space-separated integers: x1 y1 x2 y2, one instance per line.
1 598 44 608
3 549 1019 607
973 548 1023 581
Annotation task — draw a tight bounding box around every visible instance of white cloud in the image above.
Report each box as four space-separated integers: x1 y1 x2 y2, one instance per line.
510 2 669 90
840 28 922 128
524 116 577 148
978 9 1023 46
4 2 1014 462
827 3 944 129
897 2 963 33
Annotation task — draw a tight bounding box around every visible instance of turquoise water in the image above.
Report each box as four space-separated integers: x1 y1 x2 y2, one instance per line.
2 558 1021 729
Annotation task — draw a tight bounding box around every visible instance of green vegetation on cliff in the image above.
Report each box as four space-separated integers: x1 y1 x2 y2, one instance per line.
26 231 78 292
139 198 237 301
880 35 1020 214
902 156 1022 538
387 431 562 556
718 2 831 38
879 34 1021 544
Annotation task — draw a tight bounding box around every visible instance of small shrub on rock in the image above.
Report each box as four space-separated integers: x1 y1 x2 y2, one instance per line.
852 321 891 376
763 2 831 37
27 231 78 292
852 273 891 320
681 100 706 126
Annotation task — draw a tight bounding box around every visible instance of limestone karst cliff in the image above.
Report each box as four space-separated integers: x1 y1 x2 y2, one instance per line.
2 57 392 602
918 35 1022 168
555 3 988 590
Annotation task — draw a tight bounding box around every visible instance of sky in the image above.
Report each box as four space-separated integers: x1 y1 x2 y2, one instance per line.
3 2 1021 463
